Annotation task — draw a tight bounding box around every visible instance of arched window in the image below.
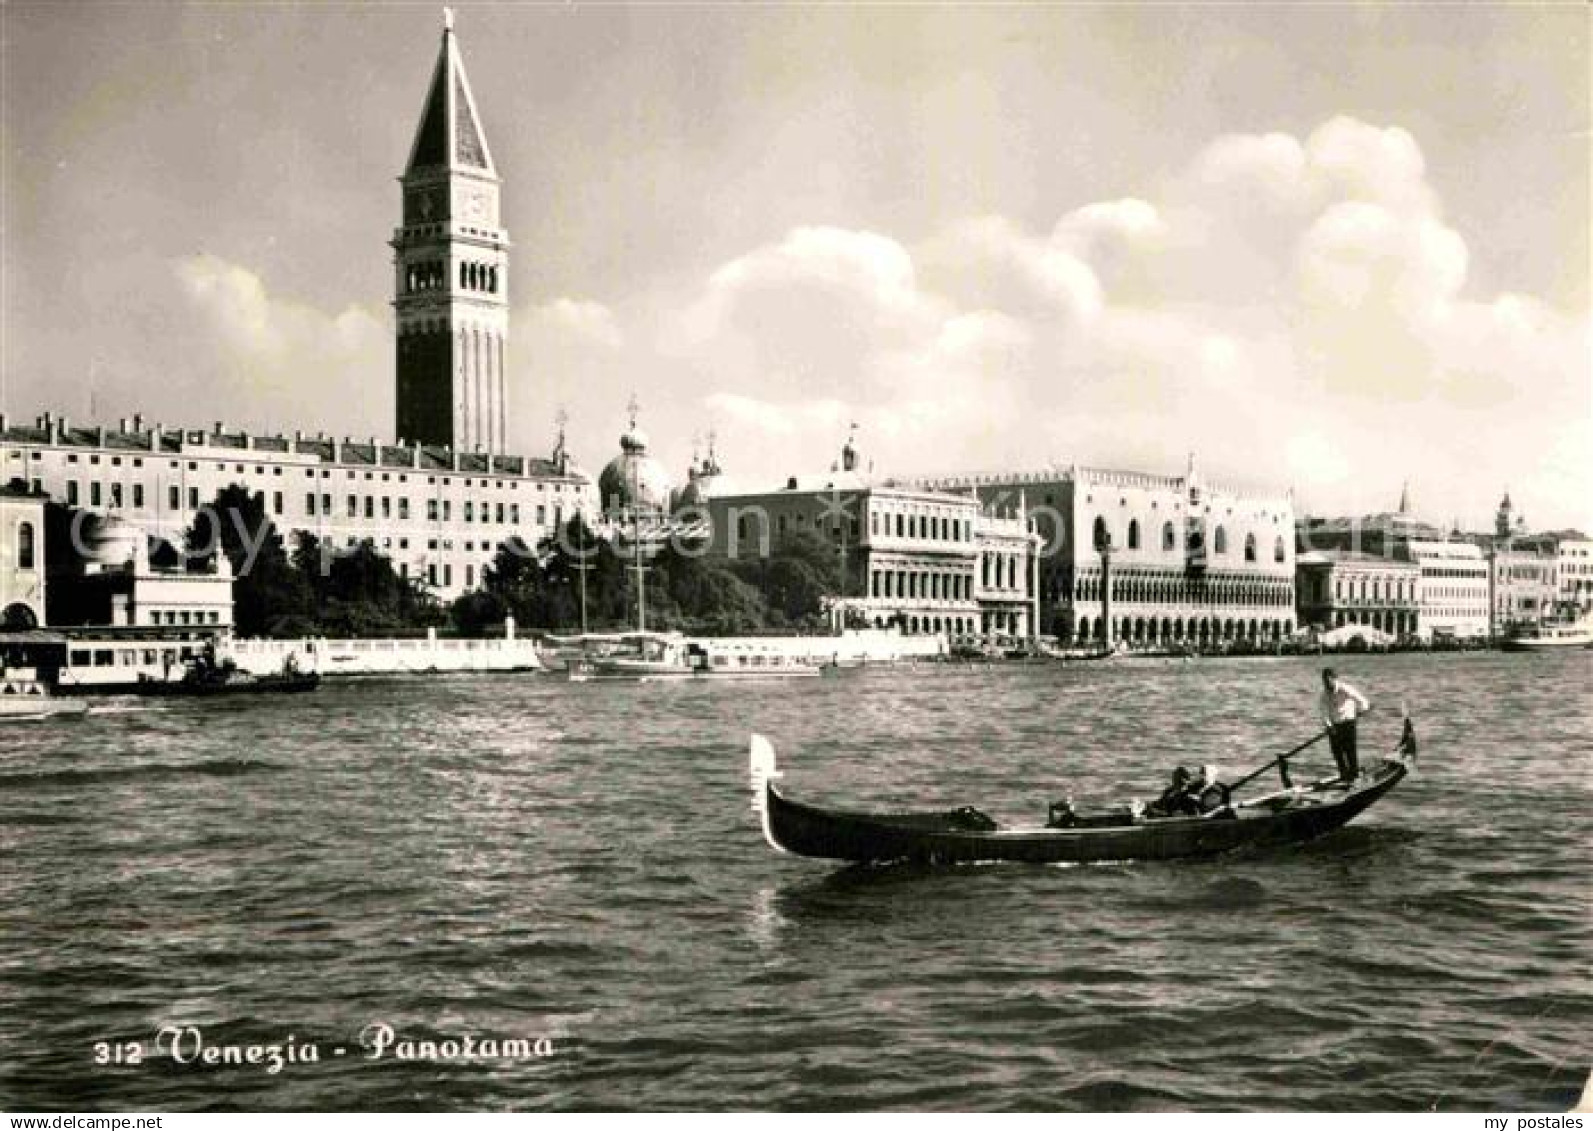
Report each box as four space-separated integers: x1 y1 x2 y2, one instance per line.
1092 516 1110 551
1244 533 1257 563
1127 519 1141 550
1163 521 1176 551
1213 526 1228 555
1274 536 1286 563
17 522 35 570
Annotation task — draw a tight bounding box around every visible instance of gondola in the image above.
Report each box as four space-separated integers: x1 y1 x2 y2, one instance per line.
749 721 1414 866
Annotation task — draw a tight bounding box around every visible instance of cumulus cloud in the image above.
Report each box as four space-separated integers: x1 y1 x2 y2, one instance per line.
41 116 1579 532
665 116 1589 528
137 254 387 436
527 298 625 351
919 215 1103 323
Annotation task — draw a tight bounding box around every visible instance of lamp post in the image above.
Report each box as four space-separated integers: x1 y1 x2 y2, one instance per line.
570 518 591 636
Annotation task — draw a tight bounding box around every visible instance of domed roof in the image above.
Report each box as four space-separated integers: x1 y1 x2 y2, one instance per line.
76 513 142 566
599 426 673 515
673 438 725 512
674 476 710 511
620 424 650 453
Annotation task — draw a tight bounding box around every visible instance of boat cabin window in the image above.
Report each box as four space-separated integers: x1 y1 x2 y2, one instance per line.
70 650 91 666
93 650 114 667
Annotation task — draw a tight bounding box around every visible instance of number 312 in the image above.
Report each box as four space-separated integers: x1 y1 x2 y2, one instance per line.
93 1042 142 1065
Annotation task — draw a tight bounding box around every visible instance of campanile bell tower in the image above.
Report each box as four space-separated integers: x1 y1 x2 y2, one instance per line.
392 10 511 453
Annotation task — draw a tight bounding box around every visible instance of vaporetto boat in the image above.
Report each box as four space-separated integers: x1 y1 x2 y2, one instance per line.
1500 618 1593 651
561 632 823 682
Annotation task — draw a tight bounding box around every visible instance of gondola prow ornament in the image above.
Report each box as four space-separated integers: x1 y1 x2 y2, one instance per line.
749 735 788 854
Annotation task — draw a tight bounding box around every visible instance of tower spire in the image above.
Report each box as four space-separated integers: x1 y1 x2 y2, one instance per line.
393 14 512 453
405 10 496 176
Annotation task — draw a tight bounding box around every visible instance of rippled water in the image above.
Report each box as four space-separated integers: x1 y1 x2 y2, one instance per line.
2 651 1588 1111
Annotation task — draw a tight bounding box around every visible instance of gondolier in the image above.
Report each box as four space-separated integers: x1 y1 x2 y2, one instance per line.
1319 668 1371 782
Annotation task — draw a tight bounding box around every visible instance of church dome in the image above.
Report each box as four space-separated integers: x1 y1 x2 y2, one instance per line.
599 426 673 515
673 441 725 512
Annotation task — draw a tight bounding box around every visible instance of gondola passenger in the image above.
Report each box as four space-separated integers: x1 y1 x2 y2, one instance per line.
1148 766 1202 818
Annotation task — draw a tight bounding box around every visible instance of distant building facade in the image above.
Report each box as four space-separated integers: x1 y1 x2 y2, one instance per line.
1461 494 1574 633
695 435 1039 638
1298 486 1494 640
46 512 234 631
0 414 594 603
0 481 47 629
1406 539 1489 639
1486 545 1557 633
1295 551 1419 637
1515 531 1593 617
925 456 1296 648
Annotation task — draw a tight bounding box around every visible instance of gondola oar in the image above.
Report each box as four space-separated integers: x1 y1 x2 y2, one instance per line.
1228 705 1379 793
1227 726 1334 793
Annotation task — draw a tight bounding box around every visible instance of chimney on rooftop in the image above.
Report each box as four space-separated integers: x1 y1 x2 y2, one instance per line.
118 417 129 433
132 413 144 432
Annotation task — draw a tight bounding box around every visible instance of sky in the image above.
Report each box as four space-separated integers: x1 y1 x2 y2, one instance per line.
2 2 1588 531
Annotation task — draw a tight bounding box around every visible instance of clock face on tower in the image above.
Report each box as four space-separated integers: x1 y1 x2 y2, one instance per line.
461 188 490 223
406 187 442 225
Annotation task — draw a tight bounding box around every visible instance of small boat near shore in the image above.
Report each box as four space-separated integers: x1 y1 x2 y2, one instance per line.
134 652 320 697
750 722 1414 866
1500 619 1593 651
0 667 89 722
561 631 822 683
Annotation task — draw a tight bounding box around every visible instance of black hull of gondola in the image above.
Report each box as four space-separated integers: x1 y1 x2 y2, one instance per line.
761 760 1406 866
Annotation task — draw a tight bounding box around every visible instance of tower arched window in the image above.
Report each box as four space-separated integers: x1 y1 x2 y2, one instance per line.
1274 536 1286 563
1162 521 1176 551
1213 526 1228 555
1127 519 1141 550
1092 516 1110 551
1244 533 1257 563
17 522 35 570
